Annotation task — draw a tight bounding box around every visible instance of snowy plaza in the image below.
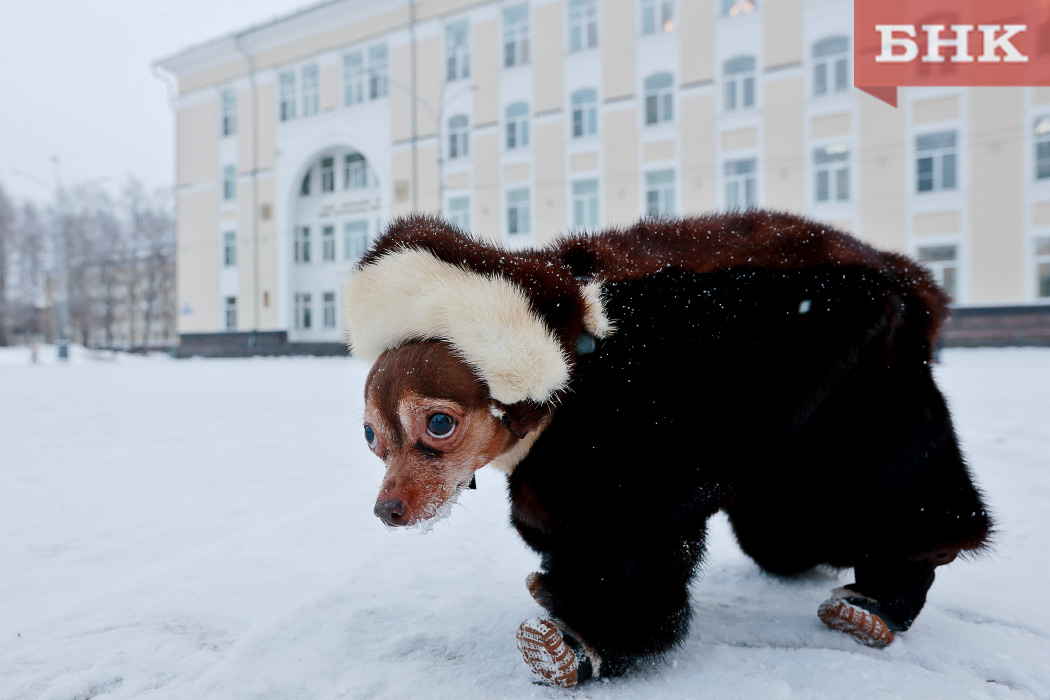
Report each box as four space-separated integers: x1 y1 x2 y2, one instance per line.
2 347 1049 699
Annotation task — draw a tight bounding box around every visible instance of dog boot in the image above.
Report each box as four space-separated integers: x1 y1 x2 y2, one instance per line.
525 571 552 610
818 588 899 648
516 617 597 688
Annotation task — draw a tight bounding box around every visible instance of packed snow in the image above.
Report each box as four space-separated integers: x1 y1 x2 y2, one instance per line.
2 346 1048 699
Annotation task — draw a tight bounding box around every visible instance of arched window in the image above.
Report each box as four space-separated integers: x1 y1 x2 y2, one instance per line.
448 114 470 160
813 36 849 96
644 72 674 125
344 152 368 189
724 55 756 111
506 102 530 150
571 88 598 138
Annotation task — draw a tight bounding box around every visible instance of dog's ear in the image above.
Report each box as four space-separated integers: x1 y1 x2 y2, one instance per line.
493 400 551 440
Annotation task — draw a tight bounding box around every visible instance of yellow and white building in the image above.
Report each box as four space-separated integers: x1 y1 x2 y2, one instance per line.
155 0 1050 354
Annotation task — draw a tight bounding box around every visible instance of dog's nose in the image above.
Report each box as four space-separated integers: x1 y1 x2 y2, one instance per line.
374 498 408 526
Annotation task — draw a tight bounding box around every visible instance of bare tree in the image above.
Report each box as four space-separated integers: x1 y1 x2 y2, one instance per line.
0 182 15 346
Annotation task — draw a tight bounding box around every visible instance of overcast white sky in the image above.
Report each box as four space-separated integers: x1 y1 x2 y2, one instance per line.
0 0 318 205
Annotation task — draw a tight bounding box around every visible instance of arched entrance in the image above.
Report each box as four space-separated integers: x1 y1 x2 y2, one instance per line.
288 146 382 343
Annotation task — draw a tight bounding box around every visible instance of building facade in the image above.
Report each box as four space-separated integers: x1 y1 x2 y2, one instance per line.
156 0 1050 355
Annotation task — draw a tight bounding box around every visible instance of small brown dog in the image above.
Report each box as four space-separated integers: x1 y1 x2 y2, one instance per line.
346 212 991 688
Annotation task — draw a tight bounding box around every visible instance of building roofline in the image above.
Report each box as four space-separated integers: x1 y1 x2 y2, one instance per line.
153 0 349 75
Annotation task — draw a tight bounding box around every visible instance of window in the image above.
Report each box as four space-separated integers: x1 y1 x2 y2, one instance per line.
813 36 850 97
569 0 599 52
641 0 674 35
507 188 531 236
724 158 757 208
221 89 237 136
646 169 675 217
323 226 335 261
504 4 530 67
916 131 958 193
571 88 598 138
344 51 364 105
223 165 236 201
295 226 311 263
345 152 368 189
814 144 850 203
724 56 756 111
446 21 470 81
644 73 674 125
295 293 312 329
223 231 236 267
300 170 311 197
344 220 369 260
323 292 336 329
448 114 470 160
1036 237 1050 298
301 64 319 117
506 102 530 150
1035 116 1050 180
721 0 757 17
369 45 388 99
319 157 335 193
572 179 600 228
279 71 296 121
917 244 959 300
448 196 470 231
224 297 237 332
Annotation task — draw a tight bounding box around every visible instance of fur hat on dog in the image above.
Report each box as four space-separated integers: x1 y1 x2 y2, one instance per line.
342 216 612 406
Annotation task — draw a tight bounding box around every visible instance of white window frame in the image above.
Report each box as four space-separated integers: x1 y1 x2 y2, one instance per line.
503 4 530 67
344 51 364 105
323 292 337 329
916 130 958 194
221 89 237 136
223 231 236 267
344 220 369 260
644 72 674 126
224 297 237 332
916 242 961 302
506 102 530 150
295 293 312 330
295 226 311 263
640 0 674 35
320 156 335 193
506 187 532 239
724 158 758 209
301 64 319 117
724 56 757 112
322 225 336 261
446 20 471 81
369 45 389 99
222 165 236 201
448 196 471 231
279 71 296 121
814 143 851 204
572 179 600 228
448 114 470 160
1034 116 1050 180
571 88 598 138
345 152 368 189
1036 236 1050 299
568 0 599 53
813 36 850 97
645 169 676 217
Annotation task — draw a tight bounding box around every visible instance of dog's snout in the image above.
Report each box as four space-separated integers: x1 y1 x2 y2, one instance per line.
374 498 408 526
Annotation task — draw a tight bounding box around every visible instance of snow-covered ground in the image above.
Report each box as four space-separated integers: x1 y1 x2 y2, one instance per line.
1 346 1048 699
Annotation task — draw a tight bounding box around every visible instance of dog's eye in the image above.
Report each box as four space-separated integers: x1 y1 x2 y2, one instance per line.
427 413 455 438
364 424 378 449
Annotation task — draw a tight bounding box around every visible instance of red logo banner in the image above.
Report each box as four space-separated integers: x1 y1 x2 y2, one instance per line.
855 0 1050 106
